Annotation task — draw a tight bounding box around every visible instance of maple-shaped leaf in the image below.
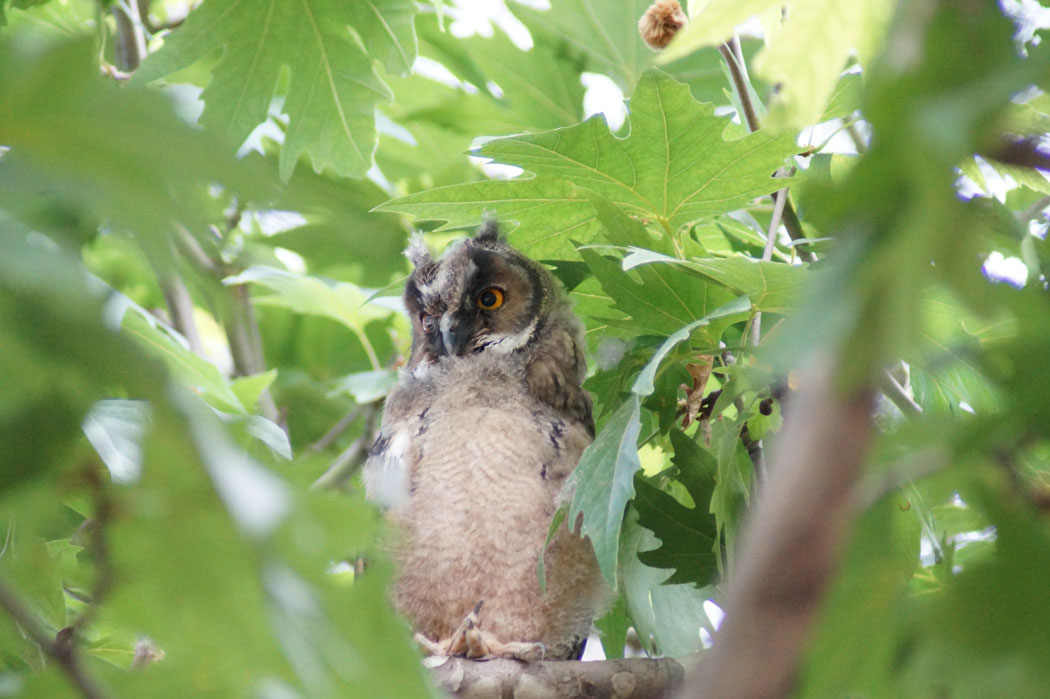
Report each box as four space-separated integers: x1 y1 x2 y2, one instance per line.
378 69 797 259
135 0 417 180
581 197 738 337
512 0 653 90
633 429 720 586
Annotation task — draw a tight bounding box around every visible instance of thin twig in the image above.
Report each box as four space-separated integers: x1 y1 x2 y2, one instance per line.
750 186 791 347
309 405 366 452
845 120 869 154
718 42 760 133
310 405 380 490
68 469 116 639
174 226 220 275
876 370 923 417
1019 194 1050 224
110 0 146 72
0 579 107 699
717 40 816 264
763 188 790 263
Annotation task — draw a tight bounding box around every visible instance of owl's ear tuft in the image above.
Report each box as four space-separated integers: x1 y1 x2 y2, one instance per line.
474 217 503 244
405 233 433 269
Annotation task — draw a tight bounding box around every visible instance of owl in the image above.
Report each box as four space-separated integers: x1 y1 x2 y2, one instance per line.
364 221 607 661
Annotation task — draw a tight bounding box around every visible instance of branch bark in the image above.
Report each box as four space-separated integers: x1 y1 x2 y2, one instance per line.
429 656 685 699
679 361 875 699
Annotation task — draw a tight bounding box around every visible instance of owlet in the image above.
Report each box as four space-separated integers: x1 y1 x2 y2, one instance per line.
365 222 607 661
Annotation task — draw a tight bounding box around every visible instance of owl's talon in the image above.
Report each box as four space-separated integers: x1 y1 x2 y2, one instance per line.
414 632 448 657
417 604 545 663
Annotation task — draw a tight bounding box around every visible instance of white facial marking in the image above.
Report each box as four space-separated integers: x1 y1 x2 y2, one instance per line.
486 318 537 354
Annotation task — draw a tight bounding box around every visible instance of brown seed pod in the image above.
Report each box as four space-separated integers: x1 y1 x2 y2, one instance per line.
639 0 688 50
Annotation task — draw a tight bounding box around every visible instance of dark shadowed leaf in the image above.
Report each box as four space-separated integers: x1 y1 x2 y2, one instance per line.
634 429 720 586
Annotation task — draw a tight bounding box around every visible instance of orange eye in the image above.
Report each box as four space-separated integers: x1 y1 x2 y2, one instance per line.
477 287 504 310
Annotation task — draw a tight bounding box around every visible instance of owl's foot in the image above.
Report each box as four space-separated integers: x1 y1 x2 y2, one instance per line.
415 601 545 662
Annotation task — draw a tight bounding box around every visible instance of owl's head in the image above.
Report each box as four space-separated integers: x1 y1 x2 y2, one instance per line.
402 221 562 367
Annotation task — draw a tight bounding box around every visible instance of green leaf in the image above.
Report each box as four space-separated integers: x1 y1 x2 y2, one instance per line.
821 71 864 121
225 265 395 369
619 509 713 657
799 493 921 696
329 369 398 404
633 430 720 586
709 418 754 565
0 37 265 248
135 0 417 180
659 0 780 64
755 0 896 127
218 413 293 460
511 0 652 91
121 305 246 414
0 535 66 632
593 594 630 659
623 249 810 314
417 13 586 132
631 296 752 396
230 370 278 413
82 400 151 485
379 70 798 259
0 230 168 490
566 395 642 586
580 197 739 339
663 0 897 127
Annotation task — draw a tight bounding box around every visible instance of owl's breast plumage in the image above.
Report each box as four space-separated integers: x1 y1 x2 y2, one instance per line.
374 356 604 659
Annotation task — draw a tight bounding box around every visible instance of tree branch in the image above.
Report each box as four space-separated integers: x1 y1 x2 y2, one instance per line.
430 656 685 699
158 272 205 357
0 579 107 699
877 370 922 417
681 361 875 698
110 0 147 72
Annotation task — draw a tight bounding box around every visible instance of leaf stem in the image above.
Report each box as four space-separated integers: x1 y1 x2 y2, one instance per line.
353 327 383 371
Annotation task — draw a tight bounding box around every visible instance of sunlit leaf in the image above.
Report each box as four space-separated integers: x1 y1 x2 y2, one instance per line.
82 400 150 485
121 306 246 414
135 0 417 180
379 69 798 259
662 0 897 127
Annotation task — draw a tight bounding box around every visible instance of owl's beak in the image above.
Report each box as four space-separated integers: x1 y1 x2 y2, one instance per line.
439 313 469 356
